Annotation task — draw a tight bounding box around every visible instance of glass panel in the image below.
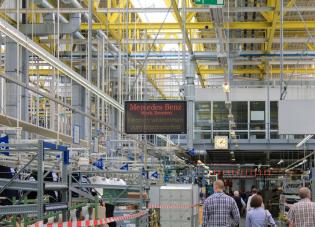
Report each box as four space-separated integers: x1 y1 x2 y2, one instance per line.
270 132 280 139
250 132 266 139
195 102 211 130
213 102 229 130
236 132 248 139
213 132 229 137
270 101 278 130
232 101 248 130
250 101 265 130
195 131 211 140
294 135 305 139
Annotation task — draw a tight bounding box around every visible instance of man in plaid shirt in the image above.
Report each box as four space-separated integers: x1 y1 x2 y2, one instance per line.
202 180 240 227
288 187 315 227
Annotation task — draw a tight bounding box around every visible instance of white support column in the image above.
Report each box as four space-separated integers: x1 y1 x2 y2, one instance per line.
86 0 93 143
5 38 19 119
265 62 271 141
72 83 86 140
182 0 195 150
312 155 315 200
5 37 29 125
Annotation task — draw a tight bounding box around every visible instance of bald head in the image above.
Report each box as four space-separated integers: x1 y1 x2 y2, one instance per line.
298 187 311 199
214 180 224 192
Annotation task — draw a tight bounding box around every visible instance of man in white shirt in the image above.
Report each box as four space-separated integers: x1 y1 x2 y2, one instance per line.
246 188 264 212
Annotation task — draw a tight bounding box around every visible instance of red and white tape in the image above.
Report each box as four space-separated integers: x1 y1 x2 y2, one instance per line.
148 203 200 209
28 210 147 227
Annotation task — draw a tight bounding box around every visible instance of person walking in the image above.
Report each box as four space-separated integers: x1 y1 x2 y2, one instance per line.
233 191 245 216
202 180 240 227
247 188 264 212
245 195 277 227
287 187 315 227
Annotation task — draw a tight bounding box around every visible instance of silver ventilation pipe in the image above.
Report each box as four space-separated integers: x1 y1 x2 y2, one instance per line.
32 0 85 40
20 13 81 35
61 0 120 55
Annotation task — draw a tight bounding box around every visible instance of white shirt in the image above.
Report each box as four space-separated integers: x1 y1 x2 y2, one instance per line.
247 194 264 212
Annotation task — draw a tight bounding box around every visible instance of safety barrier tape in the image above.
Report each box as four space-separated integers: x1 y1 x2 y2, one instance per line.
148 203 200 209
28 203 200 227
28 210 148 227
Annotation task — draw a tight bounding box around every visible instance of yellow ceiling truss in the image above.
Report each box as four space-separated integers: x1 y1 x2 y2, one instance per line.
169 0 205 88
307 43 315 51
1 0 314 98
265 0 296 52
80 21 315 31
129 68 315 76
82 0 121 41
0 68 311 77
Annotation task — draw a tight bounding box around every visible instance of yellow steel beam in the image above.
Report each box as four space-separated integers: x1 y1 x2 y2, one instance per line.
0 68 313 77
0 1 18 25
128 68 315 75
0 13 16 25
81 22 212 30
109 0 127 23
258 0 274 22
80 21 315 31
82 0 120 41
265 0 279 51
84 0 164 97
164 0 180 23
147 66 167 99
169 0 205 87
260 10 273 22
265 0 296 52
148 75 167 99
306 43 315 51
186 12 196 22
257 64 265 80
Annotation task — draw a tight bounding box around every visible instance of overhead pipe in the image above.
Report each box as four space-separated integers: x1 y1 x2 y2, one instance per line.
61 0 120 55
0 18 124 112
19 13 81 35
32 0 86 41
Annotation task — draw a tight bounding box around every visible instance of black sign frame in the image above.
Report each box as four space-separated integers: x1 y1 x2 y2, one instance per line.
124 100 187 135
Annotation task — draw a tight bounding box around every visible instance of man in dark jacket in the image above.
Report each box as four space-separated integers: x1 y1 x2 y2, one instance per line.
233 191 245 217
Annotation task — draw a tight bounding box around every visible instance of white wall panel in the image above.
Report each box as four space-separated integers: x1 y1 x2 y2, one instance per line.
196 87 315 101
279 100 315 134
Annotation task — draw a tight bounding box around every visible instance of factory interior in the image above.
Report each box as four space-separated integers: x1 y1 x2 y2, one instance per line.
0 0 315 226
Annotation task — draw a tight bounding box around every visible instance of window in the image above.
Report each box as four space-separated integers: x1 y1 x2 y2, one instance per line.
195 102 211 130
250 101 265 139
270 101 278 130
250 101 265 130
213 102 229 130
232 102 248 130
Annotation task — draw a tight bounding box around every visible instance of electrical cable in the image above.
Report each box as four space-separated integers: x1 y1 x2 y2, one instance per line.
280 2 315 99
126 4 173 98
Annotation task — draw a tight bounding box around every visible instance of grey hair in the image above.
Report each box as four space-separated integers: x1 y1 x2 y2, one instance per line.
298 187 311 199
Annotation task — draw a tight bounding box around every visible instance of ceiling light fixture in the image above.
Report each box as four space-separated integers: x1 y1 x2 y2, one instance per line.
222 83 230 93
296 135 313 148
277 159 284 165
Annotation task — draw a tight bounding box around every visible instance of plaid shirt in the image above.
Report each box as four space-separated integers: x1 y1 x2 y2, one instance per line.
202 192 240 227
287 198 315 227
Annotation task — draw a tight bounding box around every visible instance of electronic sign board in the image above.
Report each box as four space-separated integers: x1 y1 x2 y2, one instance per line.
125 101 187 134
